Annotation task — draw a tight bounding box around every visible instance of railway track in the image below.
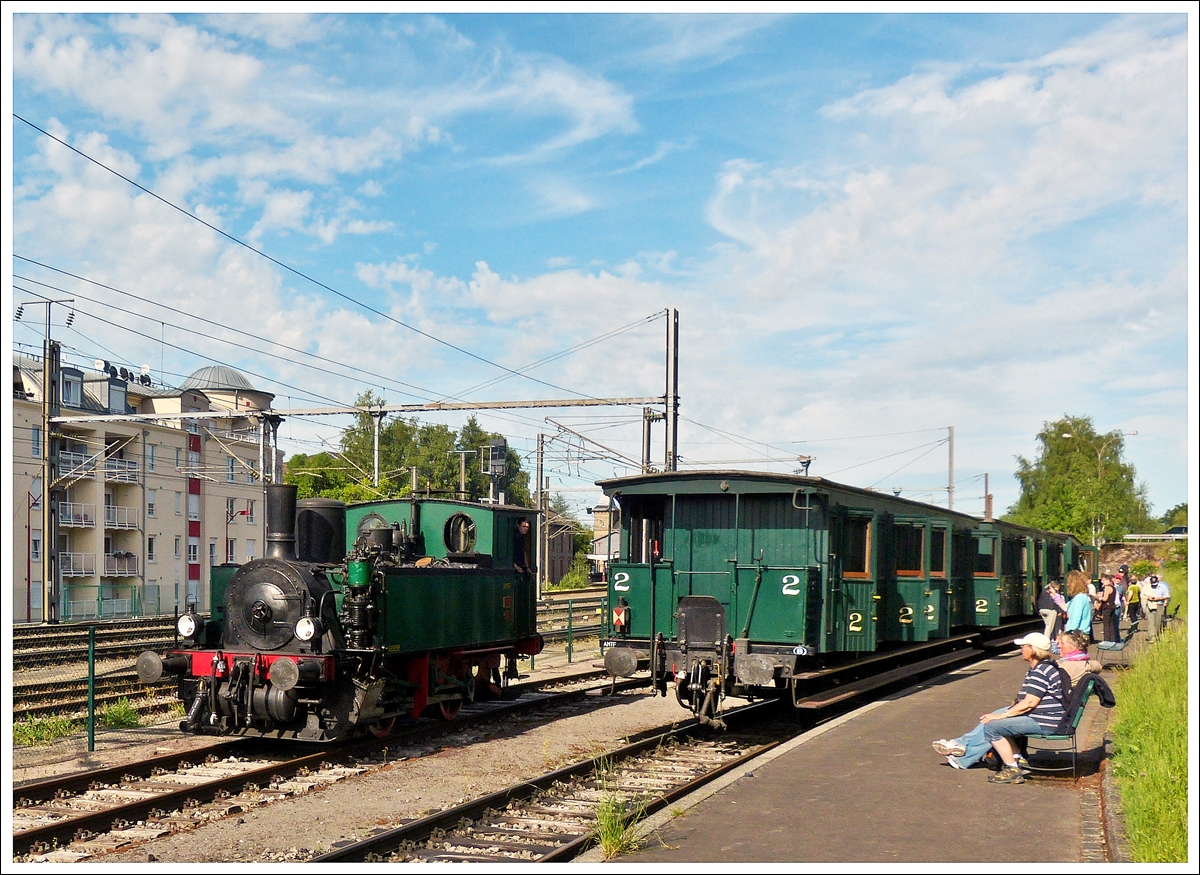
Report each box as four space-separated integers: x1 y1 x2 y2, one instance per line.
13 671 646 862
15 669 178 721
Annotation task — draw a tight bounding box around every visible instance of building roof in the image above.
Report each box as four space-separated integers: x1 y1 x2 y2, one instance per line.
180 365 256 392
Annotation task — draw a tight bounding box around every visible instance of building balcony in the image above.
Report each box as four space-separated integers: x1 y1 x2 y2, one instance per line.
60 502 97 528
104 552 139 577
104 458 140 482
59 451 97 479
104 505 140 529
61 552 97 576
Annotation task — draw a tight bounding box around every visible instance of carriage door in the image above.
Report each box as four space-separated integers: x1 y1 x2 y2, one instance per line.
674 495 735 617
926 526 950 638
828 509 877 652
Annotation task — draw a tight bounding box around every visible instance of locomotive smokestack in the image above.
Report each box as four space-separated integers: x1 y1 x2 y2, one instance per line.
265 483 298 561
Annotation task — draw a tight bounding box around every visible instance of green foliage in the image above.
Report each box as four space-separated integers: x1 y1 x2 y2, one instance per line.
284 395 531 506
1004 415 1152 545
98 697 142 729
548 553 593 591
1110 620 1188 861
1129 560 1157 580
13 714 79 746
1158 501 1187 530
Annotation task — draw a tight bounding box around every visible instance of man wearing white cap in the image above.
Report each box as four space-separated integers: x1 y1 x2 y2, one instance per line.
931 632 1067 785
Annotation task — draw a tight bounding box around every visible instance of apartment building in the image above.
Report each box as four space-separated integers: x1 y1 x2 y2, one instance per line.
12 356 279 624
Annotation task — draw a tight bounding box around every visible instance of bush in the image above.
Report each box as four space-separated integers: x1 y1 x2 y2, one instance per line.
548 554 593 591
98 697 142 729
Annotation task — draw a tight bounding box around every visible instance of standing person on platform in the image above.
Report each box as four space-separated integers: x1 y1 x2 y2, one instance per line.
1063 570 1094 637
1125 577 1142 625
931 632 1066 785
1038 582 1065 640
1143 575 1172 639
1098 573 1120 643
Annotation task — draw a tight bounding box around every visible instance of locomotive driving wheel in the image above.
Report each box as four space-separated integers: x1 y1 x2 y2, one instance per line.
435 698 462 721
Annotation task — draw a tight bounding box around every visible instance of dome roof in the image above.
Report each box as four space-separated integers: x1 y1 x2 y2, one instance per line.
180 365 256 392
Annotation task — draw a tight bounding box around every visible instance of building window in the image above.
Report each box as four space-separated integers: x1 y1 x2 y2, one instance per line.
226 457 236 482
147 489 157 517
209 540 217 566
147 444 156 472
31 533 42 561
188 493 200 521
175 491 182 515
32 426 41 458
187 538 199 563
246 499 255 523
226 497 236 518
175 536 181 560
247 460 257 484
246 539 256 560
187 419 200 434
175 447 182 468
226 539 236 564
148 536 157 562
62 374 82 407
188 449 200 468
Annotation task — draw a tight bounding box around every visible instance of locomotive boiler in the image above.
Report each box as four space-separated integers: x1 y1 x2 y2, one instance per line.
137 484 542 741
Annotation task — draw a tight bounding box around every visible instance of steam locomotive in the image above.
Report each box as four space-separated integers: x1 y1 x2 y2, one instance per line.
137 484 542 741
598 471 1098 725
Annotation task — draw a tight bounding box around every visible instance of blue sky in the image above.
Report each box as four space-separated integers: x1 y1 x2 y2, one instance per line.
5 10 1194 519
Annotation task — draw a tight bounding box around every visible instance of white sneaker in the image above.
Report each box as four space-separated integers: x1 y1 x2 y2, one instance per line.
946 755 966 770
933 739 967 757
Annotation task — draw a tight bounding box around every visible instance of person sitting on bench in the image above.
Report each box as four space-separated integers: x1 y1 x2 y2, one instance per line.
931 632 1067 785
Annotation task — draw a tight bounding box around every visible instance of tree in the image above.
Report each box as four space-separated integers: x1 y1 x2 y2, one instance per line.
285 397 532 506
1158 502 1187 531
1005 415 1152 545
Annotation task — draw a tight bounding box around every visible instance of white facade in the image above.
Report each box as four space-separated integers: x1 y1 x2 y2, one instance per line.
12 357 280 623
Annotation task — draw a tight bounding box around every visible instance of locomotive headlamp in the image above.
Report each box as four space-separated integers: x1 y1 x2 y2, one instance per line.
295 616 321 642
177 613 198 639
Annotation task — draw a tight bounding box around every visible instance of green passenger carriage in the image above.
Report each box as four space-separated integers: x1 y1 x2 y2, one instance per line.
598 471 1095 724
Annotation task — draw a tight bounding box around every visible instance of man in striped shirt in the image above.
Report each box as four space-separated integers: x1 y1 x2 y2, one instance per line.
931 632 1066 784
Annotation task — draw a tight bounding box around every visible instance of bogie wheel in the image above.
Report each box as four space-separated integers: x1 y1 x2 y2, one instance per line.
368 716 396 738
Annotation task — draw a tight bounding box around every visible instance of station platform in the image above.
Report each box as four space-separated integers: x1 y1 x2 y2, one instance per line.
599 647 1120 864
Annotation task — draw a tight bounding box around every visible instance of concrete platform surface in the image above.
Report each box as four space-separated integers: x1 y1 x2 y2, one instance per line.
603 650 1111 864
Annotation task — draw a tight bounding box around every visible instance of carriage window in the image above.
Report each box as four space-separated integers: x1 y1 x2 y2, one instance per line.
895 523 924 575
624 497 666 563
844 517 871 577
975 536 997 576
930 528 946 575
1077 551 1094 575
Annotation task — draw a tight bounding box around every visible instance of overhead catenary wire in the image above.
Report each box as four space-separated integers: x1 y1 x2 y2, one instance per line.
14 113 608 402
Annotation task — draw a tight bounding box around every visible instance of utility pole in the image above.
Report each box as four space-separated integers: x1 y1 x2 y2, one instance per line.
371 407 386 488
642 407 663 473
536 435 544 599
450 448 476 500
17 297 72 623
947 425 955 512
665 308 679 472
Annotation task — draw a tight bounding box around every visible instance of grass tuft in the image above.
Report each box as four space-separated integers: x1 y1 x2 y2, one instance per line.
592 793 646 861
